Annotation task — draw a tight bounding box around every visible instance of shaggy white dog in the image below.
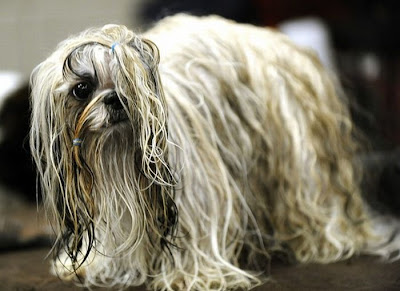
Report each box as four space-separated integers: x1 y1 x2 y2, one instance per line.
30 14 400 290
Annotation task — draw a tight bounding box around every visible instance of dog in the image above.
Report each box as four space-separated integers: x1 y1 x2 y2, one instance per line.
30 14 400 290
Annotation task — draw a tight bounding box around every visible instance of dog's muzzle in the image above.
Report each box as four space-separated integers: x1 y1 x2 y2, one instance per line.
104 91 128 124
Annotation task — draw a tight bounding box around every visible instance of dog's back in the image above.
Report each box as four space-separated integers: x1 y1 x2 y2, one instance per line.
145 14 372 265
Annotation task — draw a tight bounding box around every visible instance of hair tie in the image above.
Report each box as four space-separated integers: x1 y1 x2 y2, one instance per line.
73 138 82 147
110 42 120 53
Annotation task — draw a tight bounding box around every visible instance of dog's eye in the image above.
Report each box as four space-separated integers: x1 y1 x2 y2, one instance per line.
72 82 93 101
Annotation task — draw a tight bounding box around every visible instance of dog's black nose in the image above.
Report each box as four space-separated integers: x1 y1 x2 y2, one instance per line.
104 91 123 110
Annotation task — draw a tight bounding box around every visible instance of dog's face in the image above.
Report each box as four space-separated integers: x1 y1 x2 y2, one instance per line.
59 44 129 133
33 31 163 140
30 25 177 268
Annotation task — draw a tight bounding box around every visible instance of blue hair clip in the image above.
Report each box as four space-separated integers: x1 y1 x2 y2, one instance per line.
73 138 82 147
110 42 120 53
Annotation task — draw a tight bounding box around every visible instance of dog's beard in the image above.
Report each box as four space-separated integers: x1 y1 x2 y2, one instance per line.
81 131 143 249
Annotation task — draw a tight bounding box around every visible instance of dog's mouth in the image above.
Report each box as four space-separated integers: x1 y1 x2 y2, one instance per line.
105 93 130 127
107 109 129 127
110 108 128 122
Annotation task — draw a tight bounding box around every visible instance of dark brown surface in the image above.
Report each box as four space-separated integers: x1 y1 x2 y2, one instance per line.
1 247 400 290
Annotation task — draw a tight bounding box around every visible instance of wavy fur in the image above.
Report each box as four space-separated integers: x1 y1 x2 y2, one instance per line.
30 14 400 290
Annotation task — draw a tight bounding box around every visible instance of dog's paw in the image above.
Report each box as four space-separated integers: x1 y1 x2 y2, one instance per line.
50 250 96 282
51 257 86 281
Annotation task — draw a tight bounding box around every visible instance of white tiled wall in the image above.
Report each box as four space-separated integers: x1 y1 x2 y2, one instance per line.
1 0 148 78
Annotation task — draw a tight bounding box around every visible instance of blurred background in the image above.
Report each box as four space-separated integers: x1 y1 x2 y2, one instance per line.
1 0 146 75
1 0 399 249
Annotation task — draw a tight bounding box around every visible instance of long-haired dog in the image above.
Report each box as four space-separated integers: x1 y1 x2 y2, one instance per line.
30 14 400 290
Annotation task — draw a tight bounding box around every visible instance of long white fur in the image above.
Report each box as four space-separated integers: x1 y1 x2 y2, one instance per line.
30 14 400 291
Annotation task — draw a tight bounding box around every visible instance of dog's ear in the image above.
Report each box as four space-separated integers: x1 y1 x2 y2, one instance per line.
133 39 179 248
110 37 178 247
110 37 169 183
137 38 160 68
31 59 95 268
127 38 163 99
